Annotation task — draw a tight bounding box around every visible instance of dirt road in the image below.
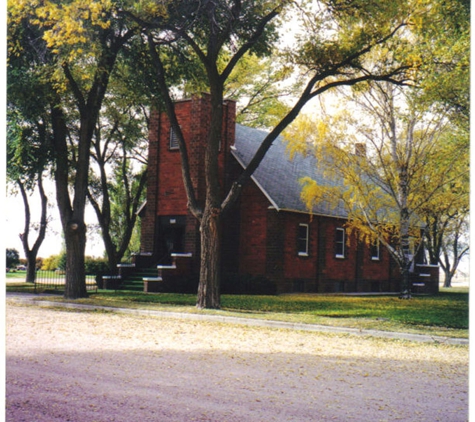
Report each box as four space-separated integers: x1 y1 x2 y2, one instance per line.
6 300 468 422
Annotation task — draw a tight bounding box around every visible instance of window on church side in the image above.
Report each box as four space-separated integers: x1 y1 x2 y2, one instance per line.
297 224 309 256
371 239 380 261
335 227 345 258
169 127 179 150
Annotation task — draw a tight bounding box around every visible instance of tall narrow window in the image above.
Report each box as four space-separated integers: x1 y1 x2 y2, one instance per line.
297 224 309 256
371 239 380 260
169 127 179 150
335 228 345 258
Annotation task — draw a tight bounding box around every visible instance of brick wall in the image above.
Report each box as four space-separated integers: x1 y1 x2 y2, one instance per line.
141 95 403 294
155 95 236 214
140 95 237 269
359 238 398 292
238 182 268 275
156 101 192 215
232 186 402 294
140 109 160 255
222 205 241 275
265 208 285 289
312 216 403 293
282 213 318 292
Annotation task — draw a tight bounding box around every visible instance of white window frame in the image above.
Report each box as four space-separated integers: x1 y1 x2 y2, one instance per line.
297 224 309 257
371 239 380 261
335 228 345 259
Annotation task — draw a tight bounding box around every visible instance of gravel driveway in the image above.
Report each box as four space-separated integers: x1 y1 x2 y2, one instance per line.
6 300 468 422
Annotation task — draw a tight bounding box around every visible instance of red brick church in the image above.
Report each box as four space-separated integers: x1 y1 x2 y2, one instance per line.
136 94 438 294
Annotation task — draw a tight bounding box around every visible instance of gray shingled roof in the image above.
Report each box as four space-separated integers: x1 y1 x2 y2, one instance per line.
232 124 348 218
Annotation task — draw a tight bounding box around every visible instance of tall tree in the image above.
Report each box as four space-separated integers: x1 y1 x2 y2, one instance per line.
414 0 470 122
125 0 416 308
7 108 50 283
225 54 295 129
290 82 467 297
425 204 469 288
8 0 142 298
421 128 469 287
440 215 469 287
87 101 148 271
86 32 177 272
413 0 470 284
6 249 20 269
7 62 52 283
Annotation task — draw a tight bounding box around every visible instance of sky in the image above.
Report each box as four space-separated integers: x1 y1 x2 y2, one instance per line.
4 183 105 260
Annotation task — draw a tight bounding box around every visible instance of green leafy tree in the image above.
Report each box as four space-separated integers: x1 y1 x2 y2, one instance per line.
413 0 470 122
225 54 295 129
87 103 148 271
288 0 469 297
85 37 165 273
421 128 469 287
7 95 51 283
289 82 467 297
411 0 470 285
7 16 53 283
440 216 469 287
432 211 469 288
126 0 417 308
8 0 142 298
6 249 20 268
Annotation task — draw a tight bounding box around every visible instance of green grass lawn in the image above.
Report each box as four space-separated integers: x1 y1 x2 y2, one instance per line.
6 270 95 283
7 277 468 338
5 271 28 280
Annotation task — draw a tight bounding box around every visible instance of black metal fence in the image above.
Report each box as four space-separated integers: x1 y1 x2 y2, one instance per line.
34 271 97 293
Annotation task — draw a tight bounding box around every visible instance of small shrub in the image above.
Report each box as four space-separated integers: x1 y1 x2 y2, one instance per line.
84 257 109 275
6 248 20 268
41 254 108 275
42 255 60 271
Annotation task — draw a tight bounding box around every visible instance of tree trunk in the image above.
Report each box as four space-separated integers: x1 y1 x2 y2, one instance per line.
25 251 38 284
443 269 453 288
103 235 119 274
399 265 412 299
442 259 456 288
87 191 119 273
196 208 222 309
87 165 147 274
440 233 469 289
18 175 48 284
51 102 89 299
63 221 88 298
49 32 130 299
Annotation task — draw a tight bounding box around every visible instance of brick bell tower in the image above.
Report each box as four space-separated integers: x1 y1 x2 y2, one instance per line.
138 94 236 272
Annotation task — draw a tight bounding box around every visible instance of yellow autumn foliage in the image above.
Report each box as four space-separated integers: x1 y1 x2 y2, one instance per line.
34 0 112 51
8 0 167 93
8 0 169 62
283 78 467 260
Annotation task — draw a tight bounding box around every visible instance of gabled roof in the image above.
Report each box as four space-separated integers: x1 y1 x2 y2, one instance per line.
232 124 347 218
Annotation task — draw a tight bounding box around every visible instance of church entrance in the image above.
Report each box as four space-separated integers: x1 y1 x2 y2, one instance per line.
157 216 186 264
